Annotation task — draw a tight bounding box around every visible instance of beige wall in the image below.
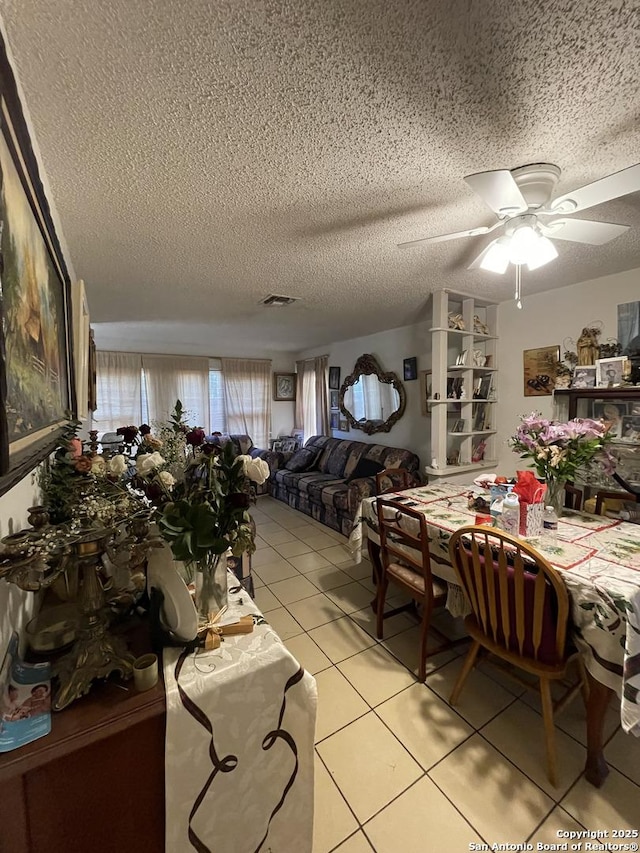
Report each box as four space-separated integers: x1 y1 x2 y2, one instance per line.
496 266 640 476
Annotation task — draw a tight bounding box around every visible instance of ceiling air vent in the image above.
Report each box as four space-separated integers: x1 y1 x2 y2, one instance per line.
261 294 299 307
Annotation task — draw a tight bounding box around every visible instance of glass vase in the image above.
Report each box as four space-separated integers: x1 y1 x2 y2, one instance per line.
193 554 228 623
544 477 566 517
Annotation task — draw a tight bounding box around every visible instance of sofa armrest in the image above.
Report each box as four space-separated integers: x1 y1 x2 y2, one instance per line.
250 447 285 474
347 476 377 517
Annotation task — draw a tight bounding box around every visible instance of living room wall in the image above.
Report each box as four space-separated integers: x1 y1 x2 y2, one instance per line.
496 265 640 475
298 266 640 480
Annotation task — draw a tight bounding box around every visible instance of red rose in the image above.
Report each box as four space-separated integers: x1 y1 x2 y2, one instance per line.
186 428 206 447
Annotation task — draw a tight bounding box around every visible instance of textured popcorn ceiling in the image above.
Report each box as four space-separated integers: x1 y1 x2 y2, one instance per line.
1 0 640 354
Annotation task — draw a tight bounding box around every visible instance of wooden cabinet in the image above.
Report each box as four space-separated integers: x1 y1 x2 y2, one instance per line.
554 387 640 492
422 289 499 478
0 626 165 853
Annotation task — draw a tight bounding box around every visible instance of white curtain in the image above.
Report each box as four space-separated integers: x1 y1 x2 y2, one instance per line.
295 356 329 441
142 355 210 429
93 351 142 433
221 358 271 448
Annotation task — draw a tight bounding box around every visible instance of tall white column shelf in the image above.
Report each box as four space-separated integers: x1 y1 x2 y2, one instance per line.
422 289 499 479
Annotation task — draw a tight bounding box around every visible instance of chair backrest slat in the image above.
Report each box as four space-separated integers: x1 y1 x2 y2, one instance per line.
376 498 433 600
448 525 571 666
513 551 526 655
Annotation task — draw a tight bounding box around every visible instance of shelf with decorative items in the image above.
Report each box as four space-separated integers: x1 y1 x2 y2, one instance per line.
553 386 640 499
423 289 498 479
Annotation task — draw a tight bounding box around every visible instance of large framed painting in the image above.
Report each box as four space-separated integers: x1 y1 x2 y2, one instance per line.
523 345 560 396
0 43 75 494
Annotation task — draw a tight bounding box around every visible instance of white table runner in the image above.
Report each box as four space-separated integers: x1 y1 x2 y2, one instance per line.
163 575 317 853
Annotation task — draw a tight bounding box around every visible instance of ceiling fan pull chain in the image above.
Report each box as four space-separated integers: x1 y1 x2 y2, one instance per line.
515 264 523 310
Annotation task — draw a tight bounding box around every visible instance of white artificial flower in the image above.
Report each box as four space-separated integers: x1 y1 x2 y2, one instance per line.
158 470 176 489
137 451 165 475
243 457 270 485
91 455 106 474
109 454 128 475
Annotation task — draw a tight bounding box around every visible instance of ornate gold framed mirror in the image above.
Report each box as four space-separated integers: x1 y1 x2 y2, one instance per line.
339 354 406 435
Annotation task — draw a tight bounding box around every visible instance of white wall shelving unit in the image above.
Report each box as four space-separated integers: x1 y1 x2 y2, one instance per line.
421 289 499 479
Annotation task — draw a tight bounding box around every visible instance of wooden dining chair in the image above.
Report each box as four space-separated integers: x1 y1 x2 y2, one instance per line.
447 525 588 786
564 483 583 511
594 489 638 516
375 468 412 495
376 498 452 682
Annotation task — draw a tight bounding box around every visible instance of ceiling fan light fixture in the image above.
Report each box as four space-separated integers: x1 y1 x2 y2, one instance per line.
526 235 558 271
508 224 539 265
479 239 510 274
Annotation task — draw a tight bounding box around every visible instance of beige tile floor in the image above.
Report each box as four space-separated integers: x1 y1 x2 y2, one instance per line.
250 497 640 853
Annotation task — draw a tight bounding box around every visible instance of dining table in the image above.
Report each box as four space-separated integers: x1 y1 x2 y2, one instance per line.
162 573 317 853
348 481 640 788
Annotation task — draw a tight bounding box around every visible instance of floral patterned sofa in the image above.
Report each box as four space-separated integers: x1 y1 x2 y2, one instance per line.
269 435 421 536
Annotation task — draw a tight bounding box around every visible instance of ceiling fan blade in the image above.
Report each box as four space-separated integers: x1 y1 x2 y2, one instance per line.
397 221 500 249
540 218 629 245
467 238 505 272
548 163 640 214
464 170 528 216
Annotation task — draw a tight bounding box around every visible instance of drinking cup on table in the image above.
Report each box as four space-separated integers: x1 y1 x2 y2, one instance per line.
133 654 159 691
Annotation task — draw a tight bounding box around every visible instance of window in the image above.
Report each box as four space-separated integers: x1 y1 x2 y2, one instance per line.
209 362 227 433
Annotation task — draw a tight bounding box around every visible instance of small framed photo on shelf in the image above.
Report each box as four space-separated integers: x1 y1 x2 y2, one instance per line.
329 389 339 409
473 403 487 432
570 366 597 389
330 411 340 430
595 356 628 388
475 376 492 399
403 357 418 380
328 366 341 390
339 417 350 432
592 401 626 438
620 416 640 442
471 440 487 462
273 372 296 401
451 419 466 433
455 350 468 366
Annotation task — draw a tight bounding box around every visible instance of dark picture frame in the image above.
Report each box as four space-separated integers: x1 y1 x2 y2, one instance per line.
328 366 341 390
403 356 417 381
329 411 340 430
329 389 339 410
273 372 296 401
0 40 75 496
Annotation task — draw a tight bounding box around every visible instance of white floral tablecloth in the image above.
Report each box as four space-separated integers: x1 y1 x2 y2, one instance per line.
348 483 640 736
163 573 317 853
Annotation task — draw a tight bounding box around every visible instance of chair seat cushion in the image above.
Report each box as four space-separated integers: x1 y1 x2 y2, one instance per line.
388 562 448 598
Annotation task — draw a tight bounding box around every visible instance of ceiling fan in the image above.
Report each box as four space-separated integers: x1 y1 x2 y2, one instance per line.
398 162 640 274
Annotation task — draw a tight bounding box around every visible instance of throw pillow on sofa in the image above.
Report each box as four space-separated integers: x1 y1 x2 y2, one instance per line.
285 447 321 473
345 458 384 483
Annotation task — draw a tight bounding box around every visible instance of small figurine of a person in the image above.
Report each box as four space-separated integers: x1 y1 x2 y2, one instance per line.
577 328 599 366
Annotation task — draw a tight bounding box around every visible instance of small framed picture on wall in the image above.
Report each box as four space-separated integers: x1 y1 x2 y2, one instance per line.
330 411 340 430
328 366 341 390
403 357 418 380
273 373 297 401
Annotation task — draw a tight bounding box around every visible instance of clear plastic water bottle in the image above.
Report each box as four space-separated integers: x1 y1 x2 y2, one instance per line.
501 492 520 537
542 505 558 546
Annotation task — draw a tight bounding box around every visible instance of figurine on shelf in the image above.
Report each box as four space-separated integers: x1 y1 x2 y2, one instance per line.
473 316 489 336
448 312 465 330
577 327 600 366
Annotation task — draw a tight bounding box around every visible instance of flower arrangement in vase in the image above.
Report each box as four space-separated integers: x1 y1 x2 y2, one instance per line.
509 413 614 515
